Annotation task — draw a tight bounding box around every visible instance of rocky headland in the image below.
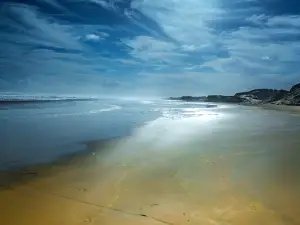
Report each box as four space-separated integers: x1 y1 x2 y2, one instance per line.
169 83 300 106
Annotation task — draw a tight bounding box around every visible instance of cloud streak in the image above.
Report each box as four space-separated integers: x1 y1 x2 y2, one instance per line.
1 3 83 50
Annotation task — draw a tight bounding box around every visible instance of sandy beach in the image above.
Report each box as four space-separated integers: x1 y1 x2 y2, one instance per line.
1 0 300 223
259 104 300 115
1 104 300 225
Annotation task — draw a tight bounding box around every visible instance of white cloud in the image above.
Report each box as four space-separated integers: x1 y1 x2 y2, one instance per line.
247 14 268 25
1 3 82 50
125 1 300 92
247 14 300 28
84 33 108 41
267 15 300 27
88 0 117 10
224 25 300 62
261 56 271 61
131 0 222 46
125 36 176 52
181 45 197 52
123 36 185 63
0 2 123 93
86 34 101 40
195 13 300 84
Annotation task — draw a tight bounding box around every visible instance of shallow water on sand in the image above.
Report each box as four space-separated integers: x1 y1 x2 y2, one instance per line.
0 98 161 169
0 100 300 224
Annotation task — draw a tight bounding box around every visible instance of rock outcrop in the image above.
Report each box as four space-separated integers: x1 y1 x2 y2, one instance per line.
273 83 300 105
168 82 300 106
206 95 242 103
168 95 242 103
169 96 207 101
234 89 288 102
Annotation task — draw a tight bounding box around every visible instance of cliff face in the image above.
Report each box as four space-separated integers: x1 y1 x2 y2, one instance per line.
206 95 242 103
232 84 300 105
168 82 300 106
273 83 300 105
234 89 288 102
168 95 242 103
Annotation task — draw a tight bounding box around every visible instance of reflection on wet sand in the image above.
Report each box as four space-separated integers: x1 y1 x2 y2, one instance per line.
0 106 300 225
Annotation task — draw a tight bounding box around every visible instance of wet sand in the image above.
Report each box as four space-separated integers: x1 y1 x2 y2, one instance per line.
1 106 300 225
259 104 300 115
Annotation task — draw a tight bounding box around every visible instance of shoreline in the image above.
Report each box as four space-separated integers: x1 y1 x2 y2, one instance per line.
1 103 299 187
1 103 299 185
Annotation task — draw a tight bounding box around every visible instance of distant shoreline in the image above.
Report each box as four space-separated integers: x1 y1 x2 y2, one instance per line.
0 98 99 105
168 82 300 106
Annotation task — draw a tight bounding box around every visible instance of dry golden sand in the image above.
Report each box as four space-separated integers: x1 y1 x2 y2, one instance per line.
0 136 299 225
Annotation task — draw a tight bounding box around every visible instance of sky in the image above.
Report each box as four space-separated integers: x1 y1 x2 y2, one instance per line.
0 0 300 96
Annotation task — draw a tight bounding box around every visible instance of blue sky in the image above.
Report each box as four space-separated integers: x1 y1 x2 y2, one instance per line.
0 0 300 96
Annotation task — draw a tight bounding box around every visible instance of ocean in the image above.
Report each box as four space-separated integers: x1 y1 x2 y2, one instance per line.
0 97 160 170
